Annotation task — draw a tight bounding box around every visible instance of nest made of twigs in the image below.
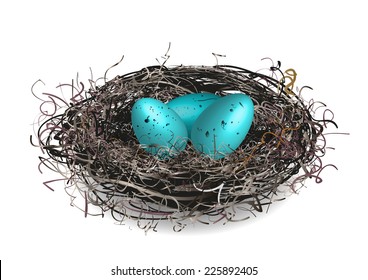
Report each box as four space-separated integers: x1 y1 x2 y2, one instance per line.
33 62 337 231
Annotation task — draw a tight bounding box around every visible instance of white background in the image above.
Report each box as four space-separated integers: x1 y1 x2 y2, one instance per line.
1 0 367 279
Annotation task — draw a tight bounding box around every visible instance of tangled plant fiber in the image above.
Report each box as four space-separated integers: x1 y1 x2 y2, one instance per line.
32 57 339 232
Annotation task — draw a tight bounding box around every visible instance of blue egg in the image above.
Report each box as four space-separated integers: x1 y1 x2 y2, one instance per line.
131 98 188 159
190 93 254 159
167 93 220 137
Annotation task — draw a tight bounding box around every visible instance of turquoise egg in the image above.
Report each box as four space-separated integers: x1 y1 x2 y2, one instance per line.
167 92 220 137
190 93 254 159
131 98 188 159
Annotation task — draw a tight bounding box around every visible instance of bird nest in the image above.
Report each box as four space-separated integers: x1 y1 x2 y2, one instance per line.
32 60 338 231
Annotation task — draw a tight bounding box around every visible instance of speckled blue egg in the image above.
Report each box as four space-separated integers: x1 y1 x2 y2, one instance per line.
167 93 220 137
131 98 188 159
190 93 254 159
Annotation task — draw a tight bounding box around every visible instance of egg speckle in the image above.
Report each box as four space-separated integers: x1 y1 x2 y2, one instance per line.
131 98 188 159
